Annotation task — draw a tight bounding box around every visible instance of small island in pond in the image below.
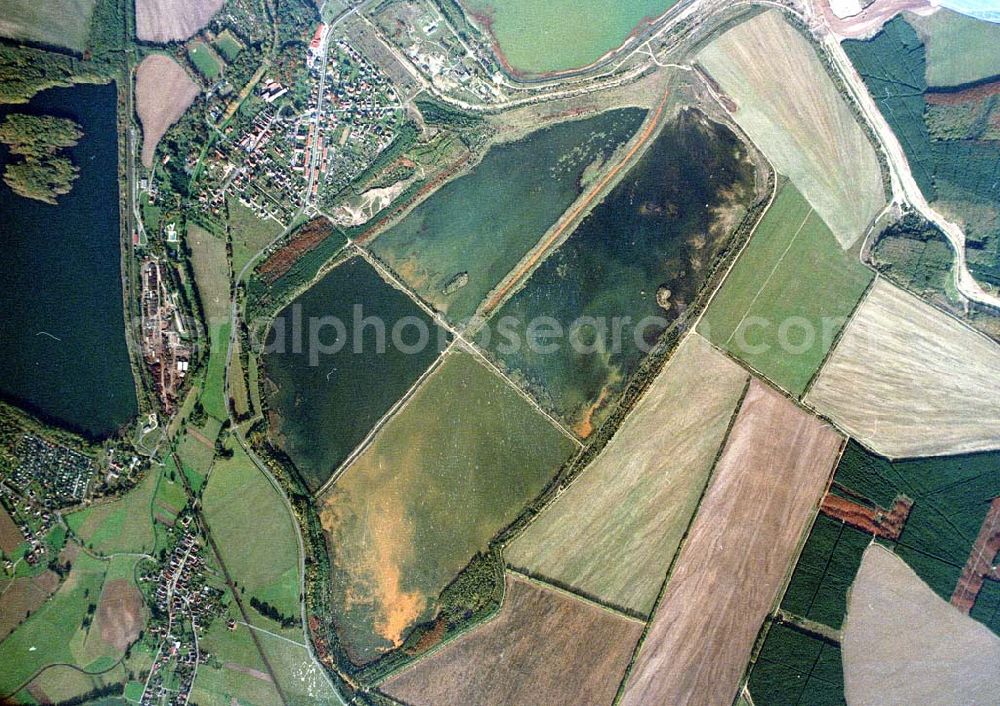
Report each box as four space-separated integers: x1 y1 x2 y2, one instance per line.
0 113 83 204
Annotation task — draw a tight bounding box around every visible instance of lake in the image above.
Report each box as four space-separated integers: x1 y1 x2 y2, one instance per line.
0 82 137 438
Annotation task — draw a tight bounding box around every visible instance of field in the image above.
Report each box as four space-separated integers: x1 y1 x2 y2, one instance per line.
910 7 1000 87
698 10 884 247
698 183 874 396
381 572 642 705
135 0 224 42
459 0 678 74
842 545 1000 704
845 17 1000 284
187 223 231 421
318 350 576 663
188 39 224 80
506 334 748 615
202 444 300 620
263 256 447 490
487 111 756 435
0 571 59 642
65 468 158 555
191 615 283 705
0 552 117 697
136 55 200 168
620 380 842 706
0 505 21 554
0 0 96 52
368 109 645 323
805 279 1000 457
748 622 844 705
229 197 282 274
213 29 244 62
256 630 345 704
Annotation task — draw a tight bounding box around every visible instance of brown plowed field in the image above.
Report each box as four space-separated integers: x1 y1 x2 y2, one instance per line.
0 571 60 641
96 579 144 651
951 497 1000 613
820 491 912 540
136 55 200 168
620 380 842 706
136 0 223 42
843 544 1000 705
0 505 22 554
381 573 642 706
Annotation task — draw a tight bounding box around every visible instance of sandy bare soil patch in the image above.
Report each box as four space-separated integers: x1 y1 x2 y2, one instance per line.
0 571 60 641
96 579 144 651
381 573 642 706
805 278 1000 458
620 380 842 706
698 9 884 247
507 334 748 615
136 54 199 168
136 0 223 42
813 0 933 39
0 505 23 554
843 544 1000 705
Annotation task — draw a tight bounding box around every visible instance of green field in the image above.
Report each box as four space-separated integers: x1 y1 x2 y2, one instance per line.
229 197 282 274
256 630 345 704
200 322 231 422
191 614 283 706
697 183 874 396
66 469 158 555
459 0 677 74
213 30 244 62
0 0 97 52
369 109 645 323
320 350 576 663
188 40 224 80
748 622 844 705
0 552 112 697
202 443 300 621
911 8 1000 87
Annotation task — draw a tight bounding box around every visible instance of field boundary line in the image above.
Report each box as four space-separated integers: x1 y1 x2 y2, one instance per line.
505 568 646 625
722 206 815 348
314 341 453 498
239 621 307 648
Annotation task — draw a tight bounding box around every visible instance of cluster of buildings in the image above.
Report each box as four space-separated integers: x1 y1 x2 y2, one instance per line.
0 482 55 568
316 39 407 198
141 528 224 706
375 0 503 103
8 434 95 508
140 259 193 415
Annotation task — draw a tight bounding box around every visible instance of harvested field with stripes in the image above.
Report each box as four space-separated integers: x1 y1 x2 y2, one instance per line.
697 10 884 247
621 380 842 706
805 279 1000 457
843 545 1000 705
506 334 748 615
136 55 200 169
380 572 642 706
136 0 223 42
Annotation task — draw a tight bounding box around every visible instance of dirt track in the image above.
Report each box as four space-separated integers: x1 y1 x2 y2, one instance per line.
620 380 842 706
136 55 200 169
135 0 223 42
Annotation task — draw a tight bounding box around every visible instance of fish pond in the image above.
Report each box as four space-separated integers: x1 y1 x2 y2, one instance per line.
459 0 679 75
484 109 757 436
0 82 137 438
262 256 448 491
369 108 646 324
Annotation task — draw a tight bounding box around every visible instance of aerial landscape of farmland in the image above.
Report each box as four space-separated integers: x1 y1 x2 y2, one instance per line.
1 0 1000 703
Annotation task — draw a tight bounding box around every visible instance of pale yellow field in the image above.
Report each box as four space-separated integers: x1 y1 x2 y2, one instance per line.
506 334 748 615
697 10 884 247
136 55 200 169
842 545 1000 705
805 278 1000 458
136 0 224 42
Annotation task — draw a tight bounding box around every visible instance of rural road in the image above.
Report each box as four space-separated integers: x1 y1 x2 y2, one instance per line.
815 13 1000 309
